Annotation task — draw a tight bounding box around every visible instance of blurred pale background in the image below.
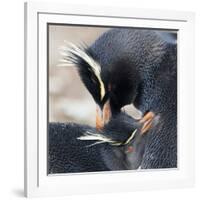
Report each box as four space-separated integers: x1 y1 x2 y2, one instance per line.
48 25 141 126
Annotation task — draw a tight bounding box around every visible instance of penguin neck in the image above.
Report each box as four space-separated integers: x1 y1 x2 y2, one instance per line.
134 68 177 115
133 66 158 113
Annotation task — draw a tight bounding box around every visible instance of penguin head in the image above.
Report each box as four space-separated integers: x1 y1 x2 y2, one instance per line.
77 111 155 169
78 111 155 147
102 112 142 144
60 43 141 129
102 112 157 169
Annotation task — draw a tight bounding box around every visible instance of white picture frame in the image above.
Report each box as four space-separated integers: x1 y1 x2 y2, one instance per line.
24 1 195 197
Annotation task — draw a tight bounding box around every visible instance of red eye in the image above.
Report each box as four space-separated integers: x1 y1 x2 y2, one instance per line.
108 84 112 91
126 146 134 153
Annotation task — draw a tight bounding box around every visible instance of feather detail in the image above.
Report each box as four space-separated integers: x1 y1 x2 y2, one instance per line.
77 129 137 147
59 42 105 100
123 129 137 145
77 131 123 146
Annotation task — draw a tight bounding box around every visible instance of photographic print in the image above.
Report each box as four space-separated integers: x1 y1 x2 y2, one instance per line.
24 3 195 196
48 25 177 174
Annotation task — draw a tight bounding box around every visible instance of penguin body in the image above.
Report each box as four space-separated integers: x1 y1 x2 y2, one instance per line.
48 123 109 173
139 71 177 169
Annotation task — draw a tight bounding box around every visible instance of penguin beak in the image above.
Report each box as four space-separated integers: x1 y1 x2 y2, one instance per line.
139 111 155 134
96 106 104 130
96 100 112 130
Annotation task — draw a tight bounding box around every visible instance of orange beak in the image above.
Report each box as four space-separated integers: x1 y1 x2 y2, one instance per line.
96 100 112 130
139 111 155 134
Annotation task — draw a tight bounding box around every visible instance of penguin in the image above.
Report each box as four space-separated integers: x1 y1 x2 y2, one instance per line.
60 28 177 130
59 28 177 169
48 112 156 173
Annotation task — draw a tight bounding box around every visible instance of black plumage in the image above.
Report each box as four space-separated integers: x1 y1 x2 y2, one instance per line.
48 112 148 174
60 28 177 169
139 70 177 168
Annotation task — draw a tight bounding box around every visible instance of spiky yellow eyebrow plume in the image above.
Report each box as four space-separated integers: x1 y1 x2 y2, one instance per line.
59 42 105 100
77 129 138 147
77 131 122 147
123 129 137 145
